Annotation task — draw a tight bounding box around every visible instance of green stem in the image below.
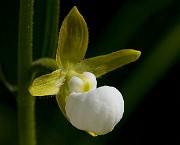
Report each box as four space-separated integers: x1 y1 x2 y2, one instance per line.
17 0 36 145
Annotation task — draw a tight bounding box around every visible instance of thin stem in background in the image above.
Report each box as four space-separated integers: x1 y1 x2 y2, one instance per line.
17 0 36 145
0 64 17 92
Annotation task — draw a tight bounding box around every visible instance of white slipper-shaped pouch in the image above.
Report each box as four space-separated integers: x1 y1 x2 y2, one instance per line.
65 86 124 135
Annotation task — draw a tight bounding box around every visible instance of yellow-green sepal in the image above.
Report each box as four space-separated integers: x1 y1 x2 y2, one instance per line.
75 49 141 78
56 6 88 69
29 69 66 96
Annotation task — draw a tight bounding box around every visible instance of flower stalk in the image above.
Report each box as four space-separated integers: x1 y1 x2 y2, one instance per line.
17 0 36 145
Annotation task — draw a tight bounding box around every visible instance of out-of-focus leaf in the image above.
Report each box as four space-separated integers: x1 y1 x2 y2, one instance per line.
121 19 180 121
94 0 173 53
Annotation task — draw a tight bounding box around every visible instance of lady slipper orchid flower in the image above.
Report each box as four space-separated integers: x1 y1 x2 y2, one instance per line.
29 6 141 136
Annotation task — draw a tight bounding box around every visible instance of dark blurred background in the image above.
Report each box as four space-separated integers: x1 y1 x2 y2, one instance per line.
0 0 180 145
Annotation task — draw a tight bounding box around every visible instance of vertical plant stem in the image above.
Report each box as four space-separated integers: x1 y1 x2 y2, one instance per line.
18 0 36 145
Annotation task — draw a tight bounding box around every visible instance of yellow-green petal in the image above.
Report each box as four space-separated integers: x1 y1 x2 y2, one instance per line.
75 49 141 78
29 69 65 96
56 6 88 69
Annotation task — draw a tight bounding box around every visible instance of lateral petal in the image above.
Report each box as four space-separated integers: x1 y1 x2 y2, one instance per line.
75 49 141 77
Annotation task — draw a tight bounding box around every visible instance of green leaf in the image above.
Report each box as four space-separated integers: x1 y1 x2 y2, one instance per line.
75 49 141 78
29 69 65 96
42 0 60 58
56 6 88 69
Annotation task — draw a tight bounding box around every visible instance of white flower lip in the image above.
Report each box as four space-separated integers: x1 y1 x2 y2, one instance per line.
65 86 124 135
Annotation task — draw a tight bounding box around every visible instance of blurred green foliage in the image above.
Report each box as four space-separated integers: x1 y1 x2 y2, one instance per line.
0 0 180 145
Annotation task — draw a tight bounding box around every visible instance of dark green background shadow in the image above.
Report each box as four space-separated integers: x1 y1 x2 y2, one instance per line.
0 0 180 145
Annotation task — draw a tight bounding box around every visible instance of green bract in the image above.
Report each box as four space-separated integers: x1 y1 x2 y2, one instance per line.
29 6 141 135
